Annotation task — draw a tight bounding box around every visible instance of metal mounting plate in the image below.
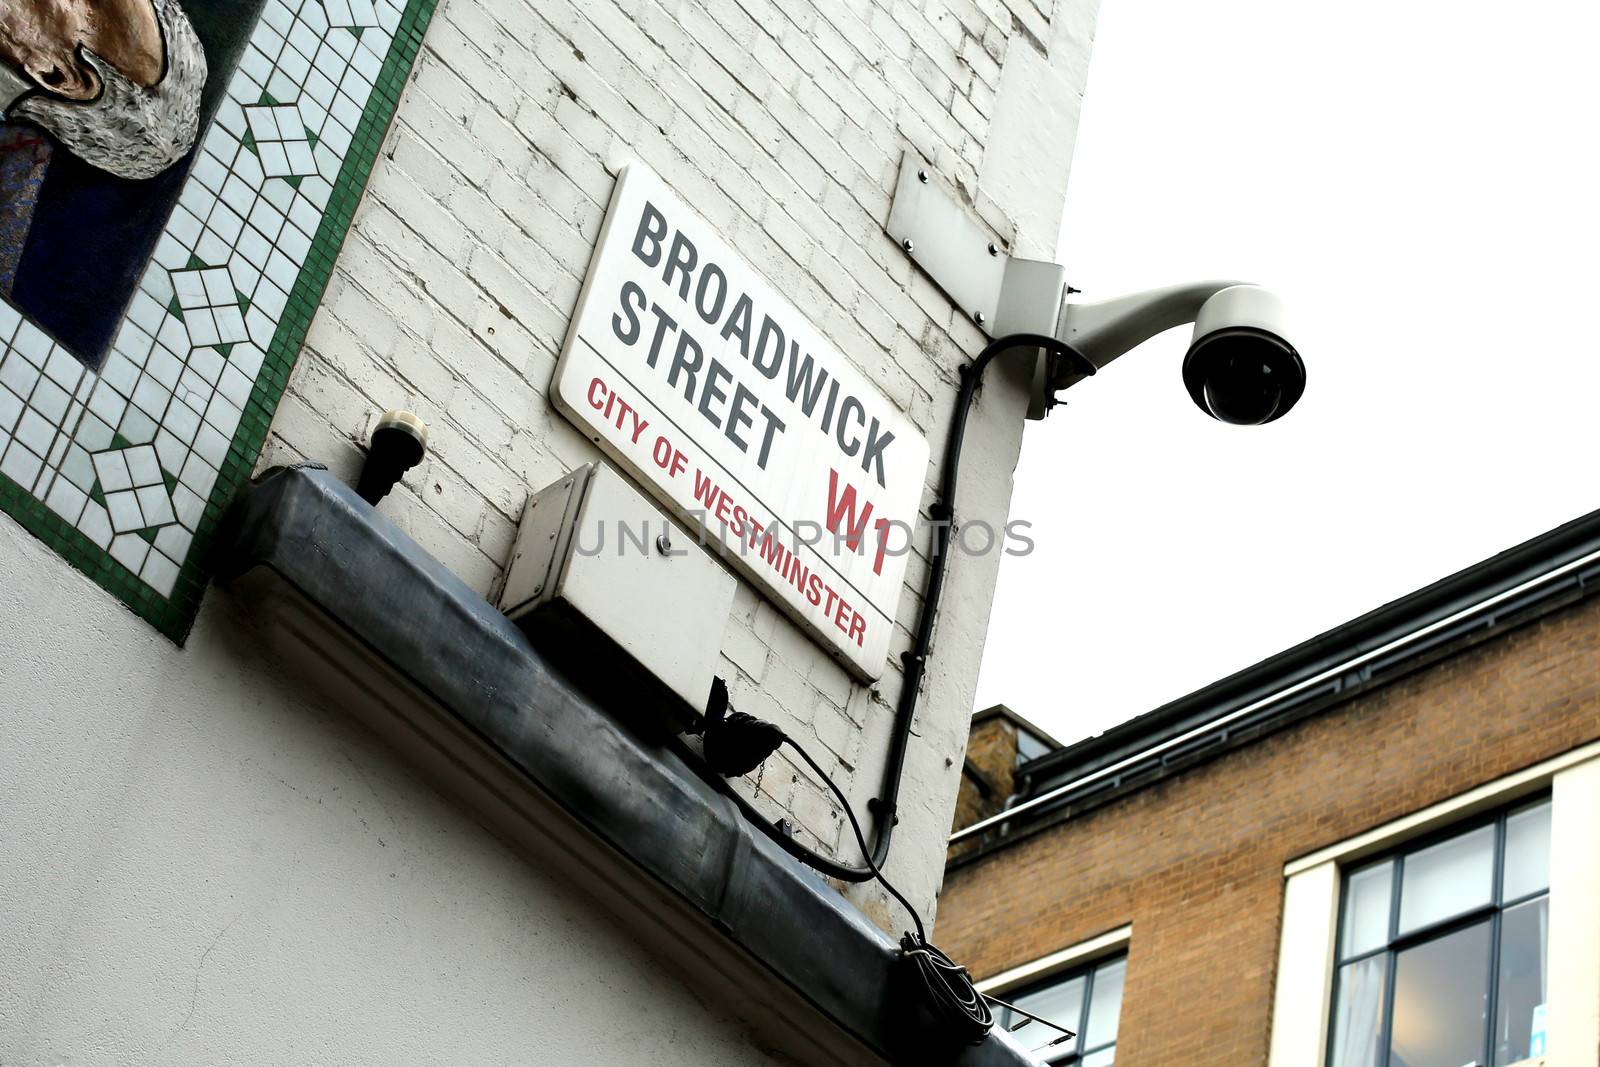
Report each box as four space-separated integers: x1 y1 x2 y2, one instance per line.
885 152 1006 336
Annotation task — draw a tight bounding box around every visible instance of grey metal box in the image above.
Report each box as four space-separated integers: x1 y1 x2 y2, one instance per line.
499 462 736 728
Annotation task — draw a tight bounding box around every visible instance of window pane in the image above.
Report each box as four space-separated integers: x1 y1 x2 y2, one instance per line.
1006 975 1084 1056
1502 801 1552 902
1329 955 1388 1067
1389 920 1491 1067
1016 731 1050 765
1080 1048 1115 1067
1342 860 1395 958
1085 958 1126 1048
1493 897 1549 1066
1398 825 1495 934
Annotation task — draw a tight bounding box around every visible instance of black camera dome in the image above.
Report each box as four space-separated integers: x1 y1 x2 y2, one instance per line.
1182 327 1305 425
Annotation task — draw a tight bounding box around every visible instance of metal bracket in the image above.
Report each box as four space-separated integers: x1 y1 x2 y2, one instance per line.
885 152 1070 417
884 151 1067 341
886 154 1007 332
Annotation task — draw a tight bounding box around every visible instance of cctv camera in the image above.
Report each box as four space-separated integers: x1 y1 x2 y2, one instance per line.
1036 279 1306 422
1181 285 1304 425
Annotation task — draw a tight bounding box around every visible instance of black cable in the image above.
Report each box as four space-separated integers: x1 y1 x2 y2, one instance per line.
780 733 993 1046
682 333 1095 883
699 710 1085 1052
782 736 925 941
690 334 1099 1051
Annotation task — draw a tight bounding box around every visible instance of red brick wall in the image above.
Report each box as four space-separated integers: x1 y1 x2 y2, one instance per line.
936 593 1600 1066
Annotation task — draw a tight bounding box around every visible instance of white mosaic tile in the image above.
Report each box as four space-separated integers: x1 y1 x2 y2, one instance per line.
1 0 401 602
141 549 181 597
0 386 23 433
106 490 143 532
92 451 132 493
45 432 70 469
30 380 69 423
0 352 39 399
60 446 94 491
13 321 52 366
172 484 204 531
45 477 87 525
155 523 193 562
126 446 163 488
86 382 127 429
77 415 113 452
43 349 83 392
14 410 54 458
137 485 177 527
175 270 210 309
119 407 158 446
1 442 43 491
102 355 140 399
109 532 150 573
155 430 188 476
79 501 113 549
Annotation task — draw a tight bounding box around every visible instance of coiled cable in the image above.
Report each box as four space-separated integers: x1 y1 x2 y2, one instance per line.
778 733 994 1046
700 707 1083 1054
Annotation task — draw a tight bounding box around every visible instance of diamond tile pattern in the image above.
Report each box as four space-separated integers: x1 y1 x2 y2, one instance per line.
0 0 432 632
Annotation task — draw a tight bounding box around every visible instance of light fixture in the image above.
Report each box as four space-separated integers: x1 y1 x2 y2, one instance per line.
356 409 428 505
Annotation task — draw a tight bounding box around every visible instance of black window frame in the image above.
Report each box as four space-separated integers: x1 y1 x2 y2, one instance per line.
995 952 1126 1065
1326 794 1552 1067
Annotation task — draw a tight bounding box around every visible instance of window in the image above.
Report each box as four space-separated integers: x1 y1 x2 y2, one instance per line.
1016 728 1052 765
1329 797 1551 1067
994 954 1126 1065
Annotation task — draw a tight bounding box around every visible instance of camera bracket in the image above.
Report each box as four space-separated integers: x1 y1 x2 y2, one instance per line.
886 151 1069 417
885 150 1067 340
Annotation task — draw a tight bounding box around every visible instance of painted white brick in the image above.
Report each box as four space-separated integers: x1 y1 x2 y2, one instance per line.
259 0 1093 929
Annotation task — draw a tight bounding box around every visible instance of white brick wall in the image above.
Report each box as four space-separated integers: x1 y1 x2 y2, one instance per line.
258 0 1097 926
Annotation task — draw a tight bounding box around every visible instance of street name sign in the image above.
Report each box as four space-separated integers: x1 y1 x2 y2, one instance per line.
551 163 930 681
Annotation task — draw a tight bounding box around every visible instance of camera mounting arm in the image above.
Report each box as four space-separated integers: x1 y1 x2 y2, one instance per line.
1055 280 1248 376
886 153 1304 425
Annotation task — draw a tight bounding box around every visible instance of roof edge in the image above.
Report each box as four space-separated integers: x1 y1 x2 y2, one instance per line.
972 703 1066 752
1018 505 1600 799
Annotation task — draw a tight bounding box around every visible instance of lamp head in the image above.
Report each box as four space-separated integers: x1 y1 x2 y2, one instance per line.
1181 285 1304 425
356 409 429 505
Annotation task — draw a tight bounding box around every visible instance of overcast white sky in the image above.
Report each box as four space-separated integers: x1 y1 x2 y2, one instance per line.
973 0 1600 746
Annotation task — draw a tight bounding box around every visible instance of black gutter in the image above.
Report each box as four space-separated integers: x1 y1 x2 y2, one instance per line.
214 466 1036 1066
953 504 1600 862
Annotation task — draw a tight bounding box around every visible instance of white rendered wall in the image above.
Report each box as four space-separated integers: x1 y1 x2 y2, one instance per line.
0 517 785 1065
254 0 1097 926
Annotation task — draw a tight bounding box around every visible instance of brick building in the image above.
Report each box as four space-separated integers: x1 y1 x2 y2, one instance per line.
939 509 1600 1067
0 0 1102 1064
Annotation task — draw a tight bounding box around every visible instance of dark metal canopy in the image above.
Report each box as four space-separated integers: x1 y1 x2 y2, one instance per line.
215 465 1034 1067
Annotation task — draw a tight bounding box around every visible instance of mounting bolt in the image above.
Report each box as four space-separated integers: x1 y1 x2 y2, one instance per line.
917 169 928 183
656 531 672 554
987 242 999 256
901 237 914 253
973 311 986 325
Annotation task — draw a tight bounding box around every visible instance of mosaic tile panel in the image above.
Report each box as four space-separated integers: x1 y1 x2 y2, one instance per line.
0 0 436 640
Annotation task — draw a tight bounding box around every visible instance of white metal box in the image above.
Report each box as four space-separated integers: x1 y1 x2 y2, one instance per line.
499 462 736 728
